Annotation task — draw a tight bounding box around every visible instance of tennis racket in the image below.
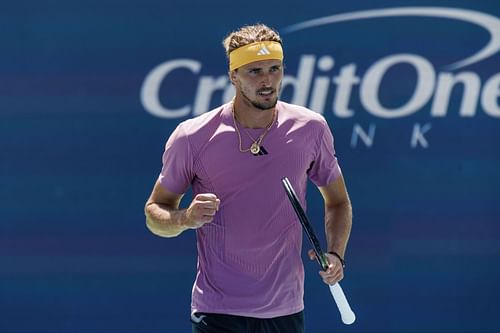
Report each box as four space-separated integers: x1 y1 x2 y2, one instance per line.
281 177 356 325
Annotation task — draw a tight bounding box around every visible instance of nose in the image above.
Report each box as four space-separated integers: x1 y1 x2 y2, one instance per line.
260 73 271 87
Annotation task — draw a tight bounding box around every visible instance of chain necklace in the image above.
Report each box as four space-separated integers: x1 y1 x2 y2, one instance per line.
232 103 276 154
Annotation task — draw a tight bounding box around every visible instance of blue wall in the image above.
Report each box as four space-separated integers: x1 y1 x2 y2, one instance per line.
1 1 499 332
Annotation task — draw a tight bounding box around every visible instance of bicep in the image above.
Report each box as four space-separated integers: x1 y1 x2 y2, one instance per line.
318 174 350 208
146 179 184 209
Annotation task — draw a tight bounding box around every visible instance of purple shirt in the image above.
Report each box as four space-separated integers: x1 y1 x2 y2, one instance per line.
159 101 341 318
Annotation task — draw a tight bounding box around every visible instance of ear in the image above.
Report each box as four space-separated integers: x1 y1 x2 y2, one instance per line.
229 70 237 86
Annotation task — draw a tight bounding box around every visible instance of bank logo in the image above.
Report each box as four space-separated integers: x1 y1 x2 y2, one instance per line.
141 7 500 148
257 46 271 55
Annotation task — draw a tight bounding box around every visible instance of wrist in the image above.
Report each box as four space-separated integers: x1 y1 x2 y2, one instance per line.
177 209 191 229
328 251 345 268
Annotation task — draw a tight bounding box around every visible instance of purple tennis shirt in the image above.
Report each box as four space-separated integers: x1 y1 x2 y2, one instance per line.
159 101 341 318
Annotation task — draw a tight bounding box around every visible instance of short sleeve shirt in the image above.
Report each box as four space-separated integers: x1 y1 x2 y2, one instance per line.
159 101 341 318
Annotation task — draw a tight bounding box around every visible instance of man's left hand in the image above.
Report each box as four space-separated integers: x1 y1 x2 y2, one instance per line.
308 249 344 285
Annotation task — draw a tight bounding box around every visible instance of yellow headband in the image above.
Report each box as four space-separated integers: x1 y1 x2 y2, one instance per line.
229 41 283 71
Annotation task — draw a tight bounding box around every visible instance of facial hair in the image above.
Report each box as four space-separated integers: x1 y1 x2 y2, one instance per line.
240 82 282 111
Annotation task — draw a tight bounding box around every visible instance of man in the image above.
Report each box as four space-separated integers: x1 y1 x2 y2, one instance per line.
144 24 352 333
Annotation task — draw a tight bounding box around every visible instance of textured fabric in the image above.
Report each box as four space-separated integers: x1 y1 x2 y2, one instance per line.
159 101 341 318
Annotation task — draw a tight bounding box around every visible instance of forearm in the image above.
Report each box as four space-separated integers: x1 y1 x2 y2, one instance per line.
325 200 352 257
144 203 189 238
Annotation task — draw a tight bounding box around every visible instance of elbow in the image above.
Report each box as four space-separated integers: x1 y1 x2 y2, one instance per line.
145 215 182 238
342 199 353 219
144 201 184 238
326 197 352 211
326 199 353 225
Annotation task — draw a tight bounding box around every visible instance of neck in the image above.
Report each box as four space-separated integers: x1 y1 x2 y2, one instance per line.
232 96 276 129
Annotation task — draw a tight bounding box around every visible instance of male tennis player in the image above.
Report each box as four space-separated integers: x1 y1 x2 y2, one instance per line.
145 23 352 333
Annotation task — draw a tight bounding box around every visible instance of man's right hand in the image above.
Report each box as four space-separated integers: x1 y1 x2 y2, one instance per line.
184 193 221 229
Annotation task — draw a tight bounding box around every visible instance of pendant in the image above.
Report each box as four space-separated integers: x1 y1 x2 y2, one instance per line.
250 142 260 154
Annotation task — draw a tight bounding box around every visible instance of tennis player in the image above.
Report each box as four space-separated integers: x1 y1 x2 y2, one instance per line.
145 23 352 333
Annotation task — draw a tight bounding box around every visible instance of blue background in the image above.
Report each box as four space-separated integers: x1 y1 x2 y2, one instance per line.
1 1 499 332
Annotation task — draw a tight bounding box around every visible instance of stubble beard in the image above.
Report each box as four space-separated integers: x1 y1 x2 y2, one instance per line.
240 83 282 111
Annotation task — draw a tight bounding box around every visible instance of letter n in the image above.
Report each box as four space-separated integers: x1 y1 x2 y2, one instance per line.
351 123 376 148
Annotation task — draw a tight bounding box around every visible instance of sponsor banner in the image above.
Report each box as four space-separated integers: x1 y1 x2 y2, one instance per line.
141 7 500 150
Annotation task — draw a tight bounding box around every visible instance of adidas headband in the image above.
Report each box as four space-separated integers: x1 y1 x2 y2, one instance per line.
229 41 283 71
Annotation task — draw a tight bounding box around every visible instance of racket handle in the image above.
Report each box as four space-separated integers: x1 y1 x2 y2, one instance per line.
329 283 356 325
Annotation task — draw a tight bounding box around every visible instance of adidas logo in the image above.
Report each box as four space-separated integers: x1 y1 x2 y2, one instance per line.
256 46 271 55
252 146 268 156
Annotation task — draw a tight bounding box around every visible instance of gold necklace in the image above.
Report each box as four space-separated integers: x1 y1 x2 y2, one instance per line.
232 104 276 154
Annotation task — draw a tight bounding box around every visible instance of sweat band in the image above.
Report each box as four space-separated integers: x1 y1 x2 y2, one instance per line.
229 41 283 71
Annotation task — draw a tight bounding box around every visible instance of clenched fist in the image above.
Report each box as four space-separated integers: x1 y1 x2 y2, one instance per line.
184 193 221 229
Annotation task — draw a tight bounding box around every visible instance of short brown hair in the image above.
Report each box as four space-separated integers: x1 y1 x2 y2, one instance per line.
222 24 282 57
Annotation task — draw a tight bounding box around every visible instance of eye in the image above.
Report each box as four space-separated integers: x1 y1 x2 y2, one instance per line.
270 66 281 73
249 68 260 74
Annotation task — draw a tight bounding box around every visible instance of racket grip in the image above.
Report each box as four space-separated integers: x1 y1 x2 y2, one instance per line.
329 283 356 325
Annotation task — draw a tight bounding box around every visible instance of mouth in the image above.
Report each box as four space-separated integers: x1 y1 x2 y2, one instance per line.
257 89 275 97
